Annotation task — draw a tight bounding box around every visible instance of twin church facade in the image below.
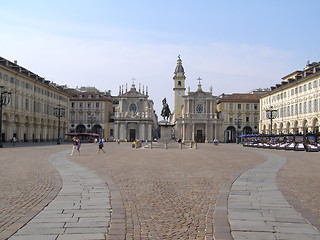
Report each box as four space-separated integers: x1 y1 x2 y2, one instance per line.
0 55 258 143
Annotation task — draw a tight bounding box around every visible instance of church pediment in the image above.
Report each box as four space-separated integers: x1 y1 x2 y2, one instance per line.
188 90 209 98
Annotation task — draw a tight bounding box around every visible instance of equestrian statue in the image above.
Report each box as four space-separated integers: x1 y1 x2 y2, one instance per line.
161 98 171 121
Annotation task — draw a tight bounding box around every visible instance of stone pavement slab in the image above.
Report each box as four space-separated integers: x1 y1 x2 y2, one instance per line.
8 150 111 240
228 150 320 240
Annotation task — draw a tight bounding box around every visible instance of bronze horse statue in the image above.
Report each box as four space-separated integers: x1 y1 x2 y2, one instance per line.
161 98 171 121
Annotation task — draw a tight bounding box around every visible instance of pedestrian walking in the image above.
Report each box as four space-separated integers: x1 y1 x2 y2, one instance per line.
12 136 17 146
98 137 105 153
76 137 81 155
70 137 77 155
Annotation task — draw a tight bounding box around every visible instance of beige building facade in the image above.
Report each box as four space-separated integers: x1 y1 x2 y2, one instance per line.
217 92 261 142
260 61 320 135
0 56 69 142
67 87 112 138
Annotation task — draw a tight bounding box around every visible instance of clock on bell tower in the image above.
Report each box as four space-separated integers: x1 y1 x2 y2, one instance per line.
173 55 186 122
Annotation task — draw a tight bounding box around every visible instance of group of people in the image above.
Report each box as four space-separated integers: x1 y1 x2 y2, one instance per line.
70 137 105 155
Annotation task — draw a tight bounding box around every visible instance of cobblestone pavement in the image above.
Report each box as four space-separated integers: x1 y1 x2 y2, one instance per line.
0 144 68 240
1 143 320 240
70 143 265 239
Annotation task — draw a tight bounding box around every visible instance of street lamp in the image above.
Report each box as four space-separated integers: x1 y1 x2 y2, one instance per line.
0 86 12 148
88 113 95 133
266 106 277 135
54 105 65 144
234 117 242 143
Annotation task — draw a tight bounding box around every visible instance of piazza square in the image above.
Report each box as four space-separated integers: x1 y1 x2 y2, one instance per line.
1 1 320 240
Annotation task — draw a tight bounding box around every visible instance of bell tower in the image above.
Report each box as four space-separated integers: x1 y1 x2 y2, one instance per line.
173 55 186 122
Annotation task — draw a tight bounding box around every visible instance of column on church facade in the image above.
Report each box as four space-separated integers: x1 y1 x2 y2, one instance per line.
147 124 152 141
140 123 145 140
114 123 119 140
120 123 126 140
182 123 185 141
205 123 208 143
191 124 195 141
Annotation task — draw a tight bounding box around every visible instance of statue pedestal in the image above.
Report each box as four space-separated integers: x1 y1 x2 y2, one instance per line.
159 121 174 140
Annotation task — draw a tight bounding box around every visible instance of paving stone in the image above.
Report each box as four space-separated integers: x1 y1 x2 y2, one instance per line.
228 150 320 239
7 149 111 240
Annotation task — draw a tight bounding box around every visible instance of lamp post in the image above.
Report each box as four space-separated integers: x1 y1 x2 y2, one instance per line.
88 113 95 134
0 86 12 148
54 105 65 145
266 106 277 135
234 117 242 143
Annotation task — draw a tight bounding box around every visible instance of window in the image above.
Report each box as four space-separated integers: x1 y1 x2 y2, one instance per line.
196 104 203 113
96 95 100 98
303 84 307 91
299 86 302 92
15 96 19 108
291 105 293 116
178 81 181 87
79 113 83 121
313 80 317 88
246 104 250 110
79 102 83 108
88 103 91 108
25 99 29 110
71 113 75 121
229 117 233 123
254 104 258 110
284 92 286 98
96 102 99 108
246 116 249 122
308 100 312 113
71 102 75 108
308 82 312 90
237 104 241 110
287 106 290 116
229 103 233 110
291 89 294 95
299 103 302 114
295 104 298 115
314 99 318 112
303 102 307 114
95 113 100 121
79 95 83 98
129 103 137 113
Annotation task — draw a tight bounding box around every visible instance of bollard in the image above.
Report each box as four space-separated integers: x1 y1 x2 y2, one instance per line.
165 142 168 149
190 141 193 149
150 141 153 149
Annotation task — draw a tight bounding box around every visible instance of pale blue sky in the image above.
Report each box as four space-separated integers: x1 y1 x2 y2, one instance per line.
1 0 319 114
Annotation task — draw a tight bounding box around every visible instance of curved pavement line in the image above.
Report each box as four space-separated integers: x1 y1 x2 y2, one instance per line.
228 150 320 240
8 149 112 240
